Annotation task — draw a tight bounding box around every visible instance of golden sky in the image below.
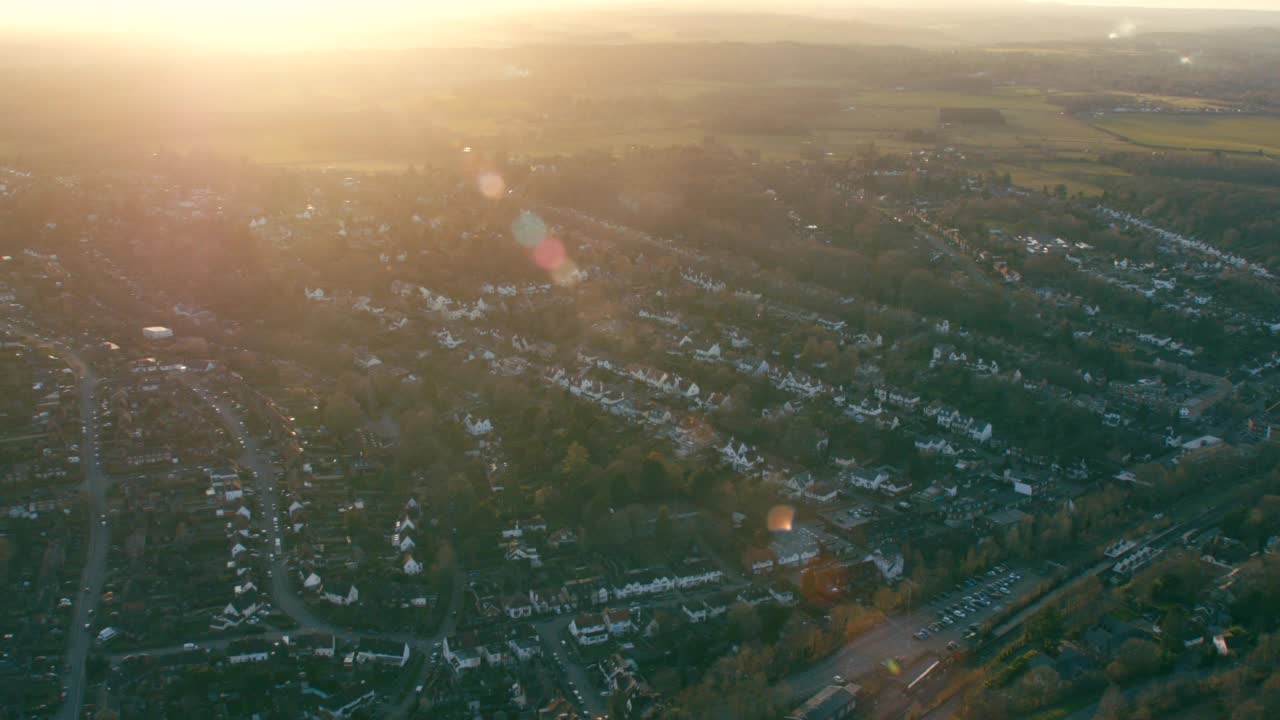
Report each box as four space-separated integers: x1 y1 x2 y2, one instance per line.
2 0 1277 50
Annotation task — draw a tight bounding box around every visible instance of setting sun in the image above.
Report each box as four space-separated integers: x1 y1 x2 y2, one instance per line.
2 0 1279 718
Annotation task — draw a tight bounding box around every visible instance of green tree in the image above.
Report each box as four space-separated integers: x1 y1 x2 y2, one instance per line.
1106 638 1161 683
1159 605 1188 656
728 602 761 642
1015 665 1061 712
655 505 673 551
1025 606 1064 652
1093 685 1128 720
323 390 361 437
608 689 629 719
560 442 590 481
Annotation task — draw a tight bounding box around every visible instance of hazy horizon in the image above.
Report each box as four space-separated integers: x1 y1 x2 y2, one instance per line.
3 0 1280 51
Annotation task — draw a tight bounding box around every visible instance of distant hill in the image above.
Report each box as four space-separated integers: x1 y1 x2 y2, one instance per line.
376 10 949 49
381 4 1280 49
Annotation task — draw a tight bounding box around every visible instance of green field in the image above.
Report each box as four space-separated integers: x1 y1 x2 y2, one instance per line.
1091 114 1280 155
995 163 1106 197
1038 160 1130 176
472 87 1138 161
0 81 1152 169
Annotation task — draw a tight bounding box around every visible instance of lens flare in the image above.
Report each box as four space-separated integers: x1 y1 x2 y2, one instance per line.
1107 20 1137 41
550 259 582 287
477 171 505 199
532 235 566 271
768 505 795 532
512 211 548 248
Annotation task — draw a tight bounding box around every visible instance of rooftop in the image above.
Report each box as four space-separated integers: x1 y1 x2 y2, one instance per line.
787 683 860 720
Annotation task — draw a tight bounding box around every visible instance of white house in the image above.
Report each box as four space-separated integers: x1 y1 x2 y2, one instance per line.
443 635 482 671
504 595 534 619
915 437 956 456
322 585 360 606
569 614 609 646
804 483 840 504
694 343 722 362
356 639 410 667
603 608 634 635
228 641 271 664
682 602 709 623
612 572 674 600
768 583 797 606
673 565 723 590
865 549 905 582
463 414 494 436
721 439 761 472
969 422 994 443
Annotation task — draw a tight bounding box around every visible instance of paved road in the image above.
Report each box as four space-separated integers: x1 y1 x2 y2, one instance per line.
185 377 466 719
0 322 114 720
534 615 607 719
385 568 465 719
779 570 1043 704
781 493 1238 707
24 334 113 720
192 383 341 635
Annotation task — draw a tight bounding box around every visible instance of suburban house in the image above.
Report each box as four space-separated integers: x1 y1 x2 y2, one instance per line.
681 602 709 623
319 687 378 719
504 594 534 619
612 570 674 600
569 613 610 646
289 633 336 658
603 608 634 636
443 633 483 672
227 639 272 664
804 483 840 504
672 562 723 589
742 546 777 575
355 638 410 667
786 683 861 720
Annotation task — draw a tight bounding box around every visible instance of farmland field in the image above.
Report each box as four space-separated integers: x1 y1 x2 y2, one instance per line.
459 87 1137 160
1091 114 1280 155
0 78 1167 168
995 163 1106 197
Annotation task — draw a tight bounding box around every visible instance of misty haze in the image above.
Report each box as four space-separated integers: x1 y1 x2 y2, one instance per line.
2 1 1280 719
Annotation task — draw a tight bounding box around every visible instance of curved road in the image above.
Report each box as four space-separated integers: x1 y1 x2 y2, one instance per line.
186 378 465 719
16 319 463 720
193 384 341 635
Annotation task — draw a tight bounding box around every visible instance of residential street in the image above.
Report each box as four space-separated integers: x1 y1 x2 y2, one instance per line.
199 385 340 635
194 380 466 628
188 378 466 718
49 341 111 720
534 615 607 719
0 322 116 720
